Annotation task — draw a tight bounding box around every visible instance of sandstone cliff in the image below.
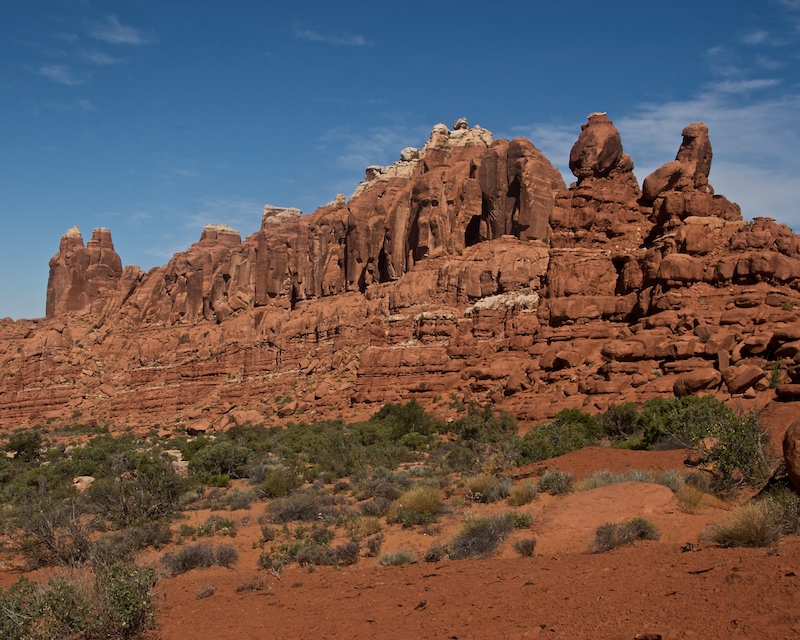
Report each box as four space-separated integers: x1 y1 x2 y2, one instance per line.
2 114 800 431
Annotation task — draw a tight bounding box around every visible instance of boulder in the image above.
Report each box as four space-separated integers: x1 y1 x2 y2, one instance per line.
783 420 800 491
673 368 722 397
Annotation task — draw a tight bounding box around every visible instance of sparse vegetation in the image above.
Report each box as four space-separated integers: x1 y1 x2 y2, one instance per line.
589 517 660 553
449 512 532 560
379 548 417 566
710 500 784 548
538 469 574 495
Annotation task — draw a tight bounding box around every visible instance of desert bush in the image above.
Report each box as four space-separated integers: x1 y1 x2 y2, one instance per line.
11 496 93 568
710 501 783 548
449 512 531 560
677 486 705 514
655 469 685 493
221 488 254 510
517 409 601 464
195 584 216 599
87 451 184 527
589 517 660 553
464 473 512 503
96 564 158 639
599 402 642 443
197 515 237 537
365 533 383 557
0 564 158 640
379 549 417 566
513 537 538 557
266 489 338 523
189 441 251 480
389 485 442 527
160 543 216 575
214 543 239 568
508 481 538 506
538 469 574 495
236 576 269 593
253 465 303 499
684 470 712 493
423 542 449 562
763 484 800 535
4 430 44 463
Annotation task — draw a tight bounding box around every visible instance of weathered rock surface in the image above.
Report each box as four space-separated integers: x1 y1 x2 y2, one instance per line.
3 114 800 431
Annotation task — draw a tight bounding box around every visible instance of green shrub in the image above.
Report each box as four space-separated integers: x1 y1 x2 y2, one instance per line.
0 565 157 640
538 469 574 495
87 452 184 527
266 489 338 523
449 512 531 560
464 473 512 503
189 441 251 480
5 430 44 463
589 517 660 553
96 564 158 639
517 409 600 464
599 403 641 443
253 465 303 498
710 501 783 548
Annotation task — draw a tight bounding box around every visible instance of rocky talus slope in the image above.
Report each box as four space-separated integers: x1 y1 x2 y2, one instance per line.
3 114 800 431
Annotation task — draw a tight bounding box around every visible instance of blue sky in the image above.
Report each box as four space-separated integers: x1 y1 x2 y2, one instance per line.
2 1 799 319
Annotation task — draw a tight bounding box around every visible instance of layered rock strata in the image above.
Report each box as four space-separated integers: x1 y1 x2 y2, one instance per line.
2 115 800 431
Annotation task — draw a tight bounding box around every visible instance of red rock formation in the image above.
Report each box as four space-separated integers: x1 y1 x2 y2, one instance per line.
3 114 800 432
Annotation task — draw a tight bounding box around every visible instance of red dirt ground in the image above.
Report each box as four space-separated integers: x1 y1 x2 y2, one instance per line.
3 400 800 639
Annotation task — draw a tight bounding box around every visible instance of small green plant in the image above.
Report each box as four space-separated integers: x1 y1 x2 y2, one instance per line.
768 358 786 388
423 542 449 562
589 517 660 553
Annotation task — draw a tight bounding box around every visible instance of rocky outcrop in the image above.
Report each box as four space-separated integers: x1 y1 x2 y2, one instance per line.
4 114 800 431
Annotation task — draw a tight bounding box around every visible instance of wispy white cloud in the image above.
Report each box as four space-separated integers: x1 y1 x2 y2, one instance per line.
171 168 200 178
707 78 781 93
742 30 770 45
38 64 86 85
82 50 125 65
293 24 368 46
89 16 153 45
42 98 95 112
319 123 430 171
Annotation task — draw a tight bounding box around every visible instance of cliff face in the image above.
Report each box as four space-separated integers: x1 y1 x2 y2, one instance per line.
3 115 800 431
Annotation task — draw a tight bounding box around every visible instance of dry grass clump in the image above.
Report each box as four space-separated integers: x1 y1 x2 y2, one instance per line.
677 485 705 514
463 473 512 503
710 501 783 548
508 481 538 506
589 517 660 553
379 549 417 566
388 485 442 527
